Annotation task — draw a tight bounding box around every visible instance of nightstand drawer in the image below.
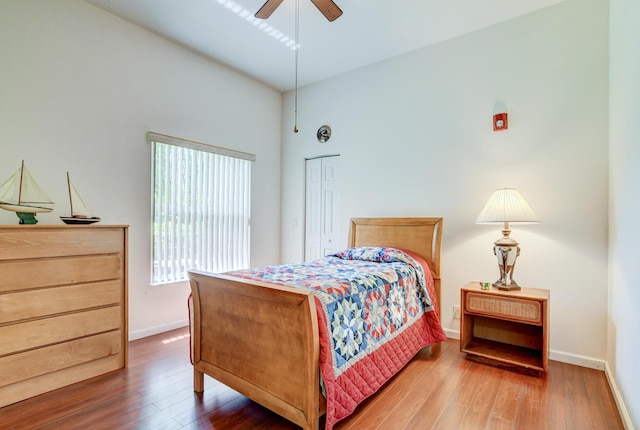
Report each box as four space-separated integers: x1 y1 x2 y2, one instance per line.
465 293 542 324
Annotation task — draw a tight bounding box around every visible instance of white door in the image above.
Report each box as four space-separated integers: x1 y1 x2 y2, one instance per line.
305 156 340 261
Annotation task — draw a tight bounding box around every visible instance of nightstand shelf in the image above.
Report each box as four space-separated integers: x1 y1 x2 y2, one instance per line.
463 338 543 369
460 282 549 376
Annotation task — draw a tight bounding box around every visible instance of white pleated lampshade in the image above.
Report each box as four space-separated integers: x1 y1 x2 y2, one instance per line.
476 188 540 224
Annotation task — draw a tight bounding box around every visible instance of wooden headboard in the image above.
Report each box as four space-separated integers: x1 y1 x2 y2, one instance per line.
348 217 443 311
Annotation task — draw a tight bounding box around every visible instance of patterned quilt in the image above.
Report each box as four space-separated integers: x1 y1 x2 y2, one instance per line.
225 247 447 430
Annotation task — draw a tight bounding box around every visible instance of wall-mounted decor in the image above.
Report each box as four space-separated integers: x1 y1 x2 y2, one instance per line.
493 112 508 131
317 125 332 143
492 100 508 131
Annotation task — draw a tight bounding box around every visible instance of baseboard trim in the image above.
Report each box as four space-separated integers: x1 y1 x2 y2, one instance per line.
605 362 636 430
444 327 460 340
548 350 605 370
129 319 189 341
446 329 605 371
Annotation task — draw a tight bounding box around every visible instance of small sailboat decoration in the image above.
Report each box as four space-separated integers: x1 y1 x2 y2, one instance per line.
60 172 100 225
0 160 54 224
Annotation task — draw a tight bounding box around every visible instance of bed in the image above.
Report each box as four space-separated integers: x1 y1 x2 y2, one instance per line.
188 217 446 430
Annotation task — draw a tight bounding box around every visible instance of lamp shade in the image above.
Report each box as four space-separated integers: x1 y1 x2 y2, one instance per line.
476 188 539 224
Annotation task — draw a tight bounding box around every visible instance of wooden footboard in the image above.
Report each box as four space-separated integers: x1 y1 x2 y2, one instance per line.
188 217 443 430
189 271 322 430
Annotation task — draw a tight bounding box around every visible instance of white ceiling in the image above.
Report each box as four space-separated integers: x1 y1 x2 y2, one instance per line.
85 0 565 92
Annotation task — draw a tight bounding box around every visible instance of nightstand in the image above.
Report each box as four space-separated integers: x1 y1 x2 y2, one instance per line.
460 282 549 376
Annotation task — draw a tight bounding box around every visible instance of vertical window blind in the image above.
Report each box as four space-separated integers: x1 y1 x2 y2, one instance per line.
148 132 254 285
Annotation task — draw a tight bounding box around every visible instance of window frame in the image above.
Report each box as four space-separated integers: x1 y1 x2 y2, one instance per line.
148 132 255 285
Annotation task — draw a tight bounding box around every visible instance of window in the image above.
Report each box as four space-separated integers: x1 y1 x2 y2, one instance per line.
148 132 254 285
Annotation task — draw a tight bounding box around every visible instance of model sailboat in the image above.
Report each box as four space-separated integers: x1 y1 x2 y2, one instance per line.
60 172 100 224
0 160 54 224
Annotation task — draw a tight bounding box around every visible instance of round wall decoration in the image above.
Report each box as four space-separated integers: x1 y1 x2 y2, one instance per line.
317 125 331 143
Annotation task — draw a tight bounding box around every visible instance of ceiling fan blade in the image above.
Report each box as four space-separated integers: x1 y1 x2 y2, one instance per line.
309 0 343 21
255 0 284 19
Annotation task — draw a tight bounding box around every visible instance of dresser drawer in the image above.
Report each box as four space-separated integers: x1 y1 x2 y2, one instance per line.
465 293 542 325
0 254 123 293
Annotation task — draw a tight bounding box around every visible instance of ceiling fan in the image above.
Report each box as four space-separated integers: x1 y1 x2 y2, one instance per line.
255 0 343 22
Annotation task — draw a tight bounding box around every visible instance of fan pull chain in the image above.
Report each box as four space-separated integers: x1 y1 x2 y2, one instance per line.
293 0 299 133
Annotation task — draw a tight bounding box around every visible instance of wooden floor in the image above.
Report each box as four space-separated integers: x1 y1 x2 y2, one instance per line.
0 328 624 430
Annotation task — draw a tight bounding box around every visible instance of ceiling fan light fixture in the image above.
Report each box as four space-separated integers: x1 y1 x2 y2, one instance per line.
254 0 342 133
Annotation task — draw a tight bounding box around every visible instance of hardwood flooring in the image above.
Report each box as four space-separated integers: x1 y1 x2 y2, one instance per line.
0 328 623 430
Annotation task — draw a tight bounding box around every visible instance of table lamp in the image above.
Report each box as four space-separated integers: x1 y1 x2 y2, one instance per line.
476 188 539 290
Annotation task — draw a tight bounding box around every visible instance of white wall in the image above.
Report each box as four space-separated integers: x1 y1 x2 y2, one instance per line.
609 0 640 427
281 0 610 367
0 0 282 339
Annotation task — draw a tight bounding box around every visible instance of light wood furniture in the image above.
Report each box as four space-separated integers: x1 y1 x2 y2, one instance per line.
0 225 128 407
188 217 443 430
460 282 549 376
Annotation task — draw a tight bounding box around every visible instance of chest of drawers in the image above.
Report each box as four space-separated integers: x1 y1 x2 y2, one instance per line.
0 225 128 406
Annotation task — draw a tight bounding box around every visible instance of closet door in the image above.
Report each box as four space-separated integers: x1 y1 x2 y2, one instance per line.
305 156 340 261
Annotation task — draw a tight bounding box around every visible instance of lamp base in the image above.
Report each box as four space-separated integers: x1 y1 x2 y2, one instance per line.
492 242 521 291
492 280 521 291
